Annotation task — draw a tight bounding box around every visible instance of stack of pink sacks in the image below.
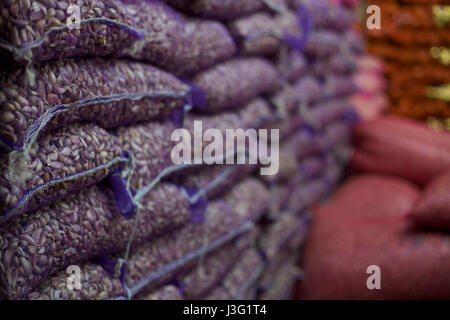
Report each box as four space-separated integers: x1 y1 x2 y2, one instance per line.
297 115 450 299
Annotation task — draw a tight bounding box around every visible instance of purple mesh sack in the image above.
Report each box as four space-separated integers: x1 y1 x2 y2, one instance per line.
228 13 281 56
120 0 236 76
327 53 357 75
26 179 269 300
114 121 176 190
159 0 266 20
322 5 354 32
175 164 257 201
182 112 245 165
288 0 328 29
266 154 326 220
305 31 340 58
322 153 346 188
308 99 354 130
228 7 310 56
319 120 352 152
139 285 183 300
26 263 125 300
221 249 264 299
164 103 273 180
276 50 307 83
323 75 357 99
0 182 190 299
179 236 250 299
271 75 322 115
192 58 281 113
285 177 329 214
259 257 300 300
261 144 298 184
0 0 143 67
259 214 307 261
0 58 191 154
267 184 294 221
289 128 322 159
295 75 322 105
120 179 267 298
0 123 129 223
236 98 275 129
343 29 365 55
311 53 357 77
298 156 326 181
275 8 308 50
262 115 305 141
205 286 231 300
184 97 274 143
288 0 354 31
271 82 305 116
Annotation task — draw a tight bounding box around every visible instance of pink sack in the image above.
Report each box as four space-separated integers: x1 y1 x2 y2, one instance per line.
351 116 450 186
298 174 450 299
411 168 450 231
323 174 420 220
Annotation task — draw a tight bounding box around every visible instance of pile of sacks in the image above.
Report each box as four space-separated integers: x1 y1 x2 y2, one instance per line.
297 115 450 299
367 0 450 121
0 0 359 300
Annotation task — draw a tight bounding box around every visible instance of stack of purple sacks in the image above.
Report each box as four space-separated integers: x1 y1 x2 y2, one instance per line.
244 0 363 300
0 0 360 300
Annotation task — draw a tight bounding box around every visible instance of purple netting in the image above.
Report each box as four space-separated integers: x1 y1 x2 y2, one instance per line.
290 128 322 159
138 285 183 300
305 31 340 58
288 0 354 31
228 6 311 56
308 99 353 130
319 121 352 152
262 115 306 142
276 50 307 83
0 59 190 152
236 98 275 129
25 178 269 300
192 58 281 113
271 75 322 116
323 75 357 99
229 12 281 56
174 164 257 202
0 182 190 299
0 0 143 66
113 121 176 191
259 256 300 300
267 184 294 221
159 0 266 21
0 124 129 223
285 177 329 214
119 1 236 76
258 214 307 261
179 236 250 299
221 249 264 299
299 156 326 181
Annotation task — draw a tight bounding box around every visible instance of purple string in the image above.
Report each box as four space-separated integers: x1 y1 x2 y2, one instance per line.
0 154 130 224
341 108 360 125
168 106 185 129
179 186 208 225
107 155 136 219
283 4 312 52
184 82 207 109
93 257 128 288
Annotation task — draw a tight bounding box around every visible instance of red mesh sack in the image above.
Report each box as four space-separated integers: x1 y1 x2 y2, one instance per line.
351 116 450 186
